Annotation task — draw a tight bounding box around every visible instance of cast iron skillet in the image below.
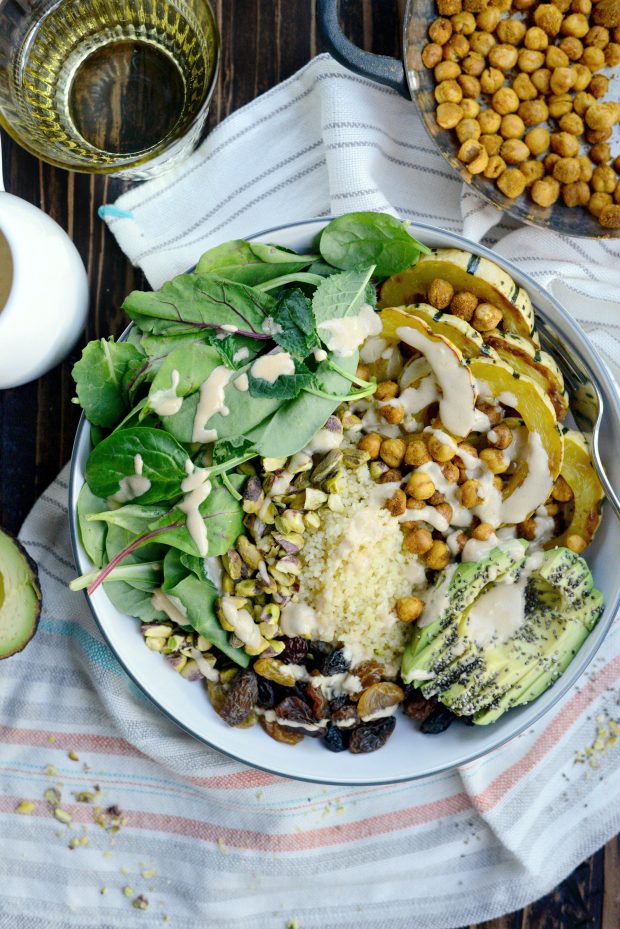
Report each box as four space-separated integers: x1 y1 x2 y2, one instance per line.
316 0 619 238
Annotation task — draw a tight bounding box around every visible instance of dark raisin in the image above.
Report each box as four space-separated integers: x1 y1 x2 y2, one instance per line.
276 695 316 725
329 694 348 713
256 677 277 710
260 717 304 745
320 647 350 676
306 682 328 719
403 692 437 724
420 706 456 734
219 670 258 727
294 682 314 706
323 724 349 752
352 659 384 690
349 717 396 753
331 703 359 728
280 636 308 664
305 641 332 667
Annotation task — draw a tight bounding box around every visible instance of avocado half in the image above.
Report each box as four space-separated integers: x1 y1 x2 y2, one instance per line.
0 527 42 659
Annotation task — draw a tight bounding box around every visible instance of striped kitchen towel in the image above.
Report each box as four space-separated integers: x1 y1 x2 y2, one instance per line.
1 53 619 929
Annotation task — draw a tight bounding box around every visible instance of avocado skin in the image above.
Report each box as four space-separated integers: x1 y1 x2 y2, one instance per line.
0 527 42 660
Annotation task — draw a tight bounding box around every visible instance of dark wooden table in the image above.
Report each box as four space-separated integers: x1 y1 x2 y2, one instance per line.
0 1 618 925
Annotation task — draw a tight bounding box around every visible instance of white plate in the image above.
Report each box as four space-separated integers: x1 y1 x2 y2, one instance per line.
69 219 620 785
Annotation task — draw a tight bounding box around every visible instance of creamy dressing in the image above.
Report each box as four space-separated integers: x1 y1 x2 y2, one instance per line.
396 325 475 436
178 460 212 557
261 316 283 335
188 646 219 681
251 350 295 383
313 348 328 362
418 563 458 628
303 424 343 455
359 704 399 723
204 556 223 592
191 365 232 443
497 390 518 407
318 304 382 357
110 453 151 504
466 579 527 648
151 588 188 626
400 356 432 390
280 600 317 637
150 369 183 417
500 432 553 525
234 373 249 392
221 323 239 333
220 596 264 651
386 375 438 418
232 347 250 364
360 336 389 363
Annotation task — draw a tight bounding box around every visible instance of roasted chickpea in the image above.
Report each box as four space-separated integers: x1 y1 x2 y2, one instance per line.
578 154 594 181
435 60 461 82
484 154 508 178
548 94 574 118
424 540 450 571
438 0 463 14
525 126 551 153
531 67 551 92
422 42 443 68
456 117 482 142
518 48 546 71
436 101 465 128
521 158 546 184
605 43 620 65
358 433 382 459
461 51 487 74
614 155 620 173
512 72 538 99
585 25 610 47
531 176 561 205
480 133 504 154
546 46 570 67
492 86 520 114
559 112 584 133
590 141 612 163
599 205 620 229
480 66 505 93
435 79 463 103
525 25 549 48
501 138 530 162
553 156 582 182
497 166 527 197
458 139 490 173
615 182 620 204
450 290 479 320
559 35 584 57
589 74 609 98
592 163 617 192
551 130 580 155
489 43 519 70
469 30 497 56
404 526 434 555
615 27 620 41
429 17 454 44
553 0 572 11
534 3 564 35
519 98 549 124
496 19 527 43
588 191 613 216
514 0 537 9
562 179 591 206
562 12 590 36
550 66 576 93
478 109 502 133
461 98 481 118
572 0 592 14
500 114 526 138
444 33 471 60
452 10 477 32
428 278 455 309
582 45 606 69
572 63 593 90
463 0 489 10
477 5 502 28
458 73 481 96
585 102 620 130
586 127 613 143
573 90 596 115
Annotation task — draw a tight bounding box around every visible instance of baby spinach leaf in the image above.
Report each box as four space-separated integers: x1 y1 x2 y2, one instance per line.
76 484 108 568
269 289 319 360
164 572 249 666
123 273 276 339
211 332 264 369
248 355 358 458
250 242 317 265
196 239 315 286
85 426 189 504
248 363 315 400
307 259 341 278
319 212 430 278
312 267 376 327
162 548 187 590
104 582 168 622
179 552 213 584
149 478 244 558
212 436 256 467
87 503 169 535
72 338 145 429
144 343 221 417
140 329 210 359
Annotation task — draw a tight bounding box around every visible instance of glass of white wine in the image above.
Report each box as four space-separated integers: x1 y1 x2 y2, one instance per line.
0 0 220 178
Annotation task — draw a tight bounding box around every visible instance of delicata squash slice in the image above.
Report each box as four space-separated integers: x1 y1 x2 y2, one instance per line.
545 430 604 551
378 248 535 339
380 304 499 361
483 330 569 421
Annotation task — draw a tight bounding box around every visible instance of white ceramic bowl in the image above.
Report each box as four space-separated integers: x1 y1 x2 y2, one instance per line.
69 219 620 785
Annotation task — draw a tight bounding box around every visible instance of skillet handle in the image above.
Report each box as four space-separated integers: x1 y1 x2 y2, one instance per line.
316 0 410 99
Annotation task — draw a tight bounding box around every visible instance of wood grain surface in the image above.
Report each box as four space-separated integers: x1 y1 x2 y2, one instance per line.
0 1 617 925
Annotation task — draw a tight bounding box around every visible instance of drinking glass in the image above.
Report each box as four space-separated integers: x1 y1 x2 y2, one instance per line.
0 0 220 178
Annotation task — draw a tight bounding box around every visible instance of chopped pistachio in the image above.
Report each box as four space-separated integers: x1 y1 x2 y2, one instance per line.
54 808 73 825
165 653 187 673
327 493 345 513
145 636 167 652
303 488 328 511
123 886 134 898
237 535 262 570
141 868 158 879
133 895 149 911
262 456 287 472
100 887 107 895
222 549 244 581
217 837 230 855
44 787 62 806
141 624 173 637
303 511 321 531
196 635 212 652
44 765 58 777
15 800 35 815
342 447 371 468
235 579 260 597
67 751 80 762
275 555 302 575
47 735 57 743
311 449 343 483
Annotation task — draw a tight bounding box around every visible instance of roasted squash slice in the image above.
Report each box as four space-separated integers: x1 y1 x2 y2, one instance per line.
484 330 569 421
380 304 498 361
379 249 535 338
545 430 604 551
469 357 563 483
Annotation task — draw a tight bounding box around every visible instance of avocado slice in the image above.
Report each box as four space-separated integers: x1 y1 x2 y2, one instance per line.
0 528 42 659
402 544 604 726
